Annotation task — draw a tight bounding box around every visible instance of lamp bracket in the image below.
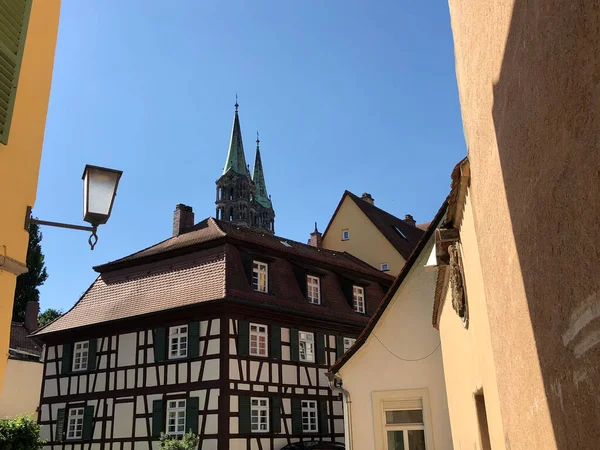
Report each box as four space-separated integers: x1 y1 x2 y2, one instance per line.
25 206 98 250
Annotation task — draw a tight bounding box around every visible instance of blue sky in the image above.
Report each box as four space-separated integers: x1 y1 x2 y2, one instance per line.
36 0 465 313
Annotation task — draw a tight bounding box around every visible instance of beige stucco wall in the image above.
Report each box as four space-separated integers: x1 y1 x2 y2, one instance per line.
322 197 405 275
448 1 599 448
0 358 43 418
438 189 505 449
339 237 452 450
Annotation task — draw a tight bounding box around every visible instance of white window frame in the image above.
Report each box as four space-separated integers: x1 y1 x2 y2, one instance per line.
301 400 318 433
343 337 356 353
250 323 268 357
166 399 186 436
72 341 89 372
299 331 315 363
252 261 268 293
342 229 350 241
169 325 188 359
353 285 365 313
307 275 321 304
381 263 389 272
372 389 434 450
251 397 269 432
66 407 85 440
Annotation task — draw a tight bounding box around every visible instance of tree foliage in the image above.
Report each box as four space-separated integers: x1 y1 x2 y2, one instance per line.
0 415 45 449
38 308 62 327
13 222 48 322
159 431 199 450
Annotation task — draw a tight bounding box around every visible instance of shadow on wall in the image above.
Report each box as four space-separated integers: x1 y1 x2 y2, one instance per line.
492 1 600 448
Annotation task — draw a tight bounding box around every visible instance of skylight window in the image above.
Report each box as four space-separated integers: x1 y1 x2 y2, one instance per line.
393 226 407 239
280 240 292 247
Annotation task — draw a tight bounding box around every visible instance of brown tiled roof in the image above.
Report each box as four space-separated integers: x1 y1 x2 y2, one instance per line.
322 191 425 260
35 220 393 336
330 199 448 374
36 249 226 335
417 222 431 230
10 322 43 359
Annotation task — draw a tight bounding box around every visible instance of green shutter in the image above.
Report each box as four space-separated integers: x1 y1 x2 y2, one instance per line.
270 325 281 359
239 396 251 434
188 322 200 358
152 399 164 437
61 343 72 374
82 405 94 440
316 332 326 365
290 328 299 362
87 338 97 371
55 408 66 441
0 0 32 145
271 397 282 433
237 320 249 356
186 397 199 434
335 336 345 361
292 266 308 298
154 328 166 362
291 398 302 435
318 399 329 434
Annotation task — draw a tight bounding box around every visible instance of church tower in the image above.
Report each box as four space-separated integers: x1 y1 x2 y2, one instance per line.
215 101 275 234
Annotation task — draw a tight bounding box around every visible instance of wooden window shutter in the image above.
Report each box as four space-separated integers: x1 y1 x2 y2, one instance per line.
0 0 32 145
339 277 354 307
87 339 97 370
82 405 94 440
240 252 253 285
270 324 281 359
55 408 66 441
237 320 249 356
270 396 282 433
152 399 164 437
316 332 326 365
289 328 299 362
335 336 344 361
61 343 72 374
318 399 329 434
292 265 308 298
291 398 303 435
188 321 200 358
186 397 199 434
154 328 166 362
238 396 251 434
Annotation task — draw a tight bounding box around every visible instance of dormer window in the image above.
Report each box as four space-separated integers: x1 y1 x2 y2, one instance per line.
342 229 350 241
252 261 268 293
353 286 365 313
307 275 321 304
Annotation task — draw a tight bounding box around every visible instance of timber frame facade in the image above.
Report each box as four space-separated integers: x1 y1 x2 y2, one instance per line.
34 218 394 450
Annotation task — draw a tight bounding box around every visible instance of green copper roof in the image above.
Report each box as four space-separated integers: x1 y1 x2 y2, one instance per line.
252 135 271 208
222 105 249 176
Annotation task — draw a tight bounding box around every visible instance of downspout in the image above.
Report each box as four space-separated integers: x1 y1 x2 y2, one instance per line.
327 374 353 450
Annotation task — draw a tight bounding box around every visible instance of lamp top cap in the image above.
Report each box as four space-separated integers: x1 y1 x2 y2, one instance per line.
82 164 124 180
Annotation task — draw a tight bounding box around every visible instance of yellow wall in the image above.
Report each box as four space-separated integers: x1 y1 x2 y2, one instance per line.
322 197 405 275
0 358 43 418
339 238 452 450
0 0 61 394
437 189 506 449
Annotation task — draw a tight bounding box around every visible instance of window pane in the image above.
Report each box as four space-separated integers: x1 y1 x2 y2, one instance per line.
385 410 424 425
387 431 405 450
407 430 426 450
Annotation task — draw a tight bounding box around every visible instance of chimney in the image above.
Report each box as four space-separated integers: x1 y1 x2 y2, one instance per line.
25 300 39 331
404 214 416 227
361 193 374 205
308 222 322 248
173 204 194 236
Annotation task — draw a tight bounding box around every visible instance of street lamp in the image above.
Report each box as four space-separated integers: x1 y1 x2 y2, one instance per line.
25 165 123 250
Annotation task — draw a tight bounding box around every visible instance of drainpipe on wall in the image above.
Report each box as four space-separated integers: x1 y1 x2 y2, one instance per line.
327 374 352 450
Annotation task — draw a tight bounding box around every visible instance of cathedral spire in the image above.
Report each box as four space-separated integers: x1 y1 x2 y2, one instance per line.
222 99 249 176
252 131 271 208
